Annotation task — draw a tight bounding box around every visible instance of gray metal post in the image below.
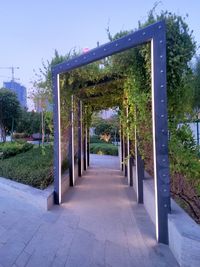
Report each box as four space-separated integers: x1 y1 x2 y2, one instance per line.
120 124 124 171
124 136 127 177
69 95 75 186
135 127 144 203
129 140 133 187
78 100 82 176
52 73 61 204
87 127 90 167
83 106 88 171
151 23 171 244
126 105 130 184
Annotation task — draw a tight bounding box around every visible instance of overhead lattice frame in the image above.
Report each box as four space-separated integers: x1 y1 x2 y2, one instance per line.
52 21 171 244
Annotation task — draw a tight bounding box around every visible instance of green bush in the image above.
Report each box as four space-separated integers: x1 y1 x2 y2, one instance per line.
90 143 118 156
0 141 33 159
90 135 105 143
0 145 53 189
13 133 28 139
169 126 200 194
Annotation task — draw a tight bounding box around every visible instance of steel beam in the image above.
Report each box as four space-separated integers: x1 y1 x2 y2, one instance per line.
52 22 163 76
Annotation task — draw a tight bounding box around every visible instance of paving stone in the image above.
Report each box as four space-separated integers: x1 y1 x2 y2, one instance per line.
0 225 6 236
91 239 105 266
15 251 31 267
0 240 25 267
0 154 179 267
25 252 55 267
105 240 133 267
65 228 95 266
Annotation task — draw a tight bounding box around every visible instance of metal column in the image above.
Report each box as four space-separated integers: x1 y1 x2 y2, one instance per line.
135 133 144 203
52 74 61 204
120 124 124 171
69 95 75 186
129 140 134 187
151 23 171 244
78 100 82 177
83 106 88 171
87 127 90 167
126 105 130 184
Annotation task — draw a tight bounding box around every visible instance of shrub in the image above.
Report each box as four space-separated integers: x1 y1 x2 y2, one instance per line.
0 141 33 159
90 143 118 156
90 135 105 143
169 134 200 194
0 145 53 189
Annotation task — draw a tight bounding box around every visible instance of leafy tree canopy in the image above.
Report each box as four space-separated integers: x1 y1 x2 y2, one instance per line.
0 88 21 142
192 56 200 116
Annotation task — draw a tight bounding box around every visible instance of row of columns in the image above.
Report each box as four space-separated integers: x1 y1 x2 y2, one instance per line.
69 97 90 186
120 121 144 204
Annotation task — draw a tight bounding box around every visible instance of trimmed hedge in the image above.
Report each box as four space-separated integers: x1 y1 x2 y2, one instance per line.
0 145 53 189
90 143 118 156
0 141 33 159
90 135 105 144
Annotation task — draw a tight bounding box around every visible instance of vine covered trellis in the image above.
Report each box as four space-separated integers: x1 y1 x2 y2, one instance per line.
47 10 200 245
52 17 172 245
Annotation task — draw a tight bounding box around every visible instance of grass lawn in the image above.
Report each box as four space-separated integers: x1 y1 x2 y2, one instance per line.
0 145 53 189
90 142 118 156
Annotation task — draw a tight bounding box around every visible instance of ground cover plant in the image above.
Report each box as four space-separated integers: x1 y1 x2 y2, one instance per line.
0 145 53 189
0 141 33 159
90 142 118 156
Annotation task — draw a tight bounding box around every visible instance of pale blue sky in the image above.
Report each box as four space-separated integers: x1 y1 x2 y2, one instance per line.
0 0 200 108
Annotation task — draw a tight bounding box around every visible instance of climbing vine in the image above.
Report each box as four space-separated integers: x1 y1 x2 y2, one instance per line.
37 9 199 222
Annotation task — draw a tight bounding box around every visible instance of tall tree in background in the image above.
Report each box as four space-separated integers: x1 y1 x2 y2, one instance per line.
31 50 69 143
192 56 200 117
0 89 21 142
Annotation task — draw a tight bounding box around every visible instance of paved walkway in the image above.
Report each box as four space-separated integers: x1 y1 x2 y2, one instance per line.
0 154 179 267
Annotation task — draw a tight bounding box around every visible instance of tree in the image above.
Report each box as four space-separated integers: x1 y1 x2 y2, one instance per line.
92 113 119 142
16 109 53 141
16 109 40 135
0 88 21 142
192 56 200 117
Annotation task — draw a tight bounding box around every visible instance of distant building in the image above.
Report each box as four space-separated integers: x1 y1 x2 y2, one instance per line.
3 81 27 108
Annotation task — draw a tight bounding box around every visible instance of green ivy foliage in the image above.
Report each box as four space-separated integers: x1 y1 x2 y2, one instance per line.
34 8 200 220
169 126 200 194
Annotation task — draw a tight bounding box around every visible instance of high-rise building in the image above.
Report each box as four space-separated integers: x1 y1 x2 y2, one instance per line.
3 81 27 108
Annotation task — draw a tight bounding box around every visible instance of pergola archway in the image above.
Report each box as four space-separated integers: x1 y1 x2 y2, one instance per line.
52 21 170 244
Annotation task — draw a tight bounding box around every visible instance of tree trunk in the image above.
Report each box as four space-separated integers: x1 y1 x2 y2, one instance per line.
0 122 6 142
41 110 45 145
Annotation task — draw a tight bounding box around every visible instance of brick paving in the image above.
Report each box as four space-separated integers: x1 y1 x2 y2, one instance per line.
0 154 179 267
